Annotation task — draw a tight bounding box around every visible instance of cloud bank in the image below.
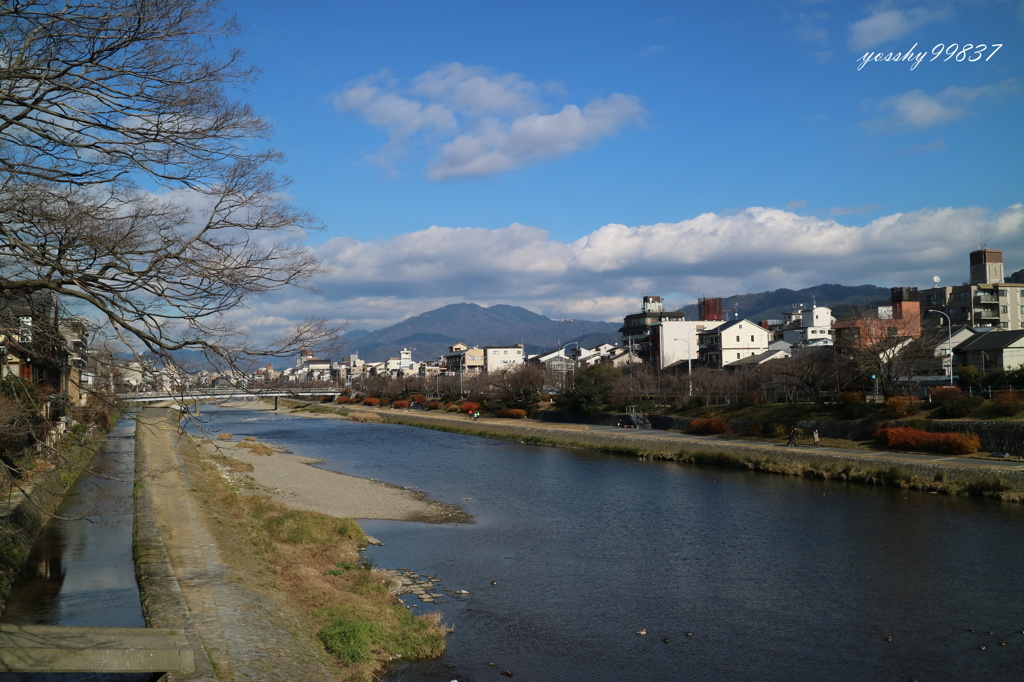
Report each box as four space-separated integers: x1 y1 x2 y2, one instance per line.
334 63 643 180
241 204 1024 336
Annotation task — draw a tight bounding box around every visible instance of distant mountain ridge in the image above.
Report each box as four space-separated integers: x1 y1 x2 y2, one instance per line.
679 283 891 323
342 303 620 362
342 284 897 362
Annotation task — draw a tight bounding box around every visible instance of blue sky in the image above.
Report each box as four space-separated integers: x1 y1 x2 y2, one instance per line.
224 0 1024 335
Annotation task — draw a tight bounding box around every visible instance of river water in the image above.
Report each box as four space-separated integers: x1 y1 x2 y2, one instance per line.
192 406 1024 682
1 413 154 681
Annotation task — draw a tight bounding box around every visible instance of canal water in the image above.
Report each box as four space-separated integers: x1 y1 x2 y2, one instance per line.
1 413 154 681
193 406 1024 682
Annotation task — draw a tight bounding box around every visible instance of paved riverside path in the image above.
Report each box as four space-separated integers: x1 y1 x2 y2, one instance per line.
134 408 341 681
335 403 1024 474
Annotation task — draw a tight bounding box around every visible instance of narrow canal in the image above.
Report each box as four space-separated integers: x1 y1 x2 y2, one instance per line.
1 413 155 682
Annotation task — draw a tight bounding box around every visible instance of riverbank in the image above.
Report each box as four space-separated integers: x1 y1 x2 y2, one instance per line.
134 407 455 680
281 402 1024 503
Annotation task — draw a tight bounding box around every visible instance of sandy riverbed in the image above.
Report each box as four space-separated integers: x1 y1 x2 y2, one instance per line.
196 401 469 524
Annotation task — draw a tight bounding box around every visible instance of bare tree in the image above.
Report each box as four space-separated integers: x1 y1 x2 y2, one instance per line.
486 364 545 405
0 0 338 375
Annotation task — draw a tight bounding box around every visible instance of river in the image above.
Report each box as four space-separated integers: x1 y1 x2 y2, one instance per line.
192 406 1024 681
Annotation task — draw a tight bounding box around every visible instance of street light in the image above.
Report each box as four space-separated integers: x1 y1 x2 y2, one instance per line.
927 309 954 386
673 336 693 395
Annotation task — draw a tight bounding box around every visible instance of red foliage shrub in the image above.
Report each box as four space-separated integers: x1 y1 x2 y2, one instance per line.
392 400 410 409
885 396 921 418
931 386 964 403
496 408 527 419
460 402 481 414
336 396 352 404
426 401 443 411
410 394 427 404
874 427 980 455
689 417 730 435
993 390 1024 416
362 397 381 407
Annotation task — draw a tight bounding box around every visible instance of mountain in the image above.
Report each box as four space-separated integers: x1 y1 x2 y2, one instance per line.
342 303 621 362
678 283 891 323
1008 269 1024 284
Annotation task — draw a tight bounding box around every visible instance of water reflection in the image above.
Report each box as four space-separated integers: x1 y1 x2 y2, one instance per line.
1 415 154 681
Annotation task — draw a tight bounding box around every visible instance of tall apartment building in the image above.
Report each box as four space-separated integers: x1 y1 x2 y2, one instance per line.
918 248 1023 331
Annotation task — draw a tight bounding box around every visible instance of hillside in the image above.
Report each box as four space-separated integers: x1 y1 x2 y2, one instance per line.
343 303 621 361
678 283 890 322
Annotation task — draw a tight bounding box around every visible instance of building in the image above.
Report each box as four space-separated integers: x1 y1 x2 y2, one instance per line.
648 319 726 371
775 304 835 346
619 296 684 362
441 342 484 376
833 287 922 352
483 344 525 374
918 247 1024 331
956 329 1024 373
697 319 773 369
619 295 732 369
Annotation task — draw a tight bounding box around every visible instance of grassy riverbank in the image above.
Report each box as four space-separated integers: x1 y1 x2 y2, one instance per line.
179 429 449 680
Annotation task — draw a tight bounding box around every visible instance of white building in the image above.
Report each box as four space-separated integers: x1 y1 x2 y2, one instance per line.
777 305 835 346
649 319 727 370
483 344 525 374
698 319 774 368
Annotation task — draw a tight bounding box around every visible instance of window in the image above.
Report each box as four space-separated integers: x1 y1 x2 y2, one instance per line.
736 335 740 342
750 335 755 342
736 353 741 359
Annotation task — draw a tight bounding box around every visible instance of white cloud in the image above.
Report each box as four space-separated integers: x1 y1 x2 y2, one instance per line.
246 204 1024 334
848 7 950 51
334 63 643 179
428 94 643 180
863 79 1021 131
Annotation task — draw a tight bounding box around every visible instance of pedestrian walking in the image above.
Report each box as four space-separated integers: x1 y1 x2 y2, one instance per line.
788 426 799 447
813 429 820 447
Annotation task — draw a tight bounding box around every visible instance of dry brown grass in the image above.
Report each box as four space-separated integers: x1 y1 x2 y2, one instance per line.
215 433 233 441
236 440 275 456
347 411 384 423
185 434 446 680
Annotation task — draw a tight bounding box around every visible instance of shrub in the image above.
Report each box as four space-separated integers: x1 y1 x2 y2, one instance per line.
392 400 410 409
362 397 381 407
495 408 527 419
885 396 922 418
835 392 864 405
336 396 352 404
445 403 461 413
934 396 983 419
410 393 427 404
460 402 481 414
739 392 761 407
686 395 708 409
426 401 443 411
993 390 1024 416
689 416 730 435
874 427 980 455
931 386 964 404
